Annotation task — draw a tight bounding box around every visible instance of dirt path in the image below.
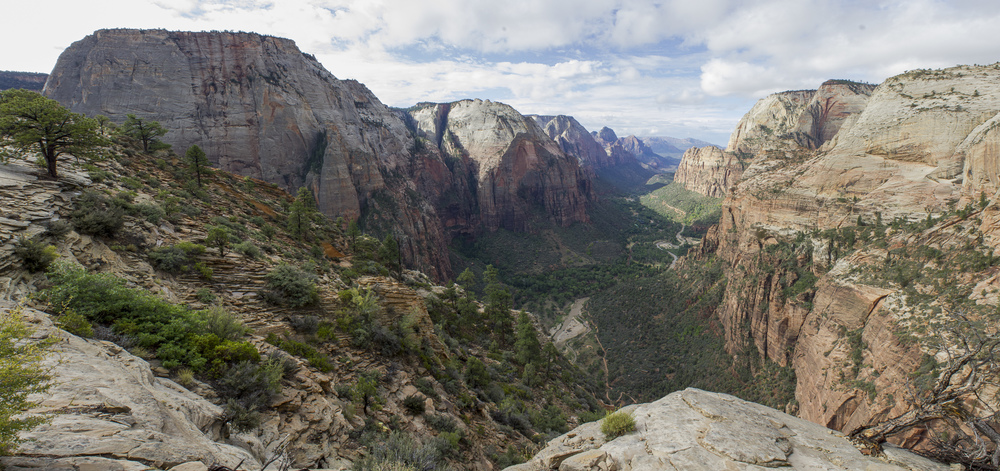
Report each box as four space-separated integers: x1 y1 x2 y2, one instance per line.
588 318 616 404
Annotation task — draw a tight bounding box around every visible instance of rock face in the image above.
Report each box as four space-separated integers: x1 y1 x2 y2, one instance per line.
726 80 875 154
530 115 612 169
0 305 257 471
694 65 1000 441
673 146 744 198
408 100 591 232
506 388 949 471
592 127 679 171
43 29 593 279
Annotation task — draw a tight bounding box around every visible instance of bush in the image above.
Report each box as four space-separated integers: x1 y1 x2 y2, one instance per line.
71 191 124 237
403 394 425 415
43 220 72 239
601 408 636 439
148 242 206 274
233 241 262 259
13 236 57 273
202 306 250 341
217 357 284 432
415 377 439 400
56 310 93 337
352 431 445 471
289 315 319 335
195 287 216 304
261 263 319 307
426 414 457 433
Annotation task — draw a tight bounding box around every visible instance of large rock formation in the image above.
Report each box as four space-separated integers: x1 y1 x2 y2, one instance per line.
695 64 1000 442
530 115 610 169
506 388 949 471
408 100 591 232
0 71 47 91
673 146 744 198
591 127 679 171
726 80 875 154
43 29 594 279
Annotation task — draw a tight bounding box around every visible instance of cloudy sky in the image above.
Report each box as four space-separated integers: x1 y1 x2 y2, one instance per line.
3 0 1000 144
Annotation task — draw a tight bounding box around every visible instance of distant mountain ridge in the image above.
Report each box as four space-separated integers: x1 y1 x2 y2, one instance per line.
0 71 47 91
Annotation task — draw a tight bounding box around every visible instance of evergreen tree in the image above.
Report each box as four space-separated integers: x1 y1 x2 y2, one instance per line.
514 312 541 365
347 220 361 247
287 187 316 241
206 225 231 257
119 114 168 152
186 144 210 187
0 89 106 178
484 265 514 345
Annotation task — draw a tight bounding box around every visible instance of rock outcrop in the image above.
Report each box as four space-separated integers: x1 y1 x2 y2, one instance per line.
506 388 949 471
673 146 744 198
0 304 258 471
726 80 875 154
409 100 591 232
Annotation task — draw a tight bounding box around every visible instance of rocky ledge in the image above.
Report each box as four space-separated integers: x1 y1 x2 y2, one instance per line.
506 388 950 471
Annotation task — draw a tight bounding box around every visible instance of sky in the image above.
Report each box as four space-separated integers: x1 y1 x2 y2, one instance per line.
3 0 1000 145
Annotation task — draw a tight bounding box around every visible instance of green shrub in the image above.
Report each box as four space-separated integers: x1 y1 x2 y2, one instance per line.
201 306 250 341
148 242 206 274
233 241 262 259
195 287 216 304
217 358 284 432
601 409 636 439
71 191 124 237
13 236 57 273
426 413 457 433
56 310 93 337
415 377 439 400
403 394 425 415
43 220 72 239
261 263 319 307
352 431 443 471
0 305 54 456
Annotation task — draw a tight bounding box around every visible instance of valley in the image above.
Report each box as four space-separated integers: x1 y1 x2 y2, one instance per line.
2 26 1000 471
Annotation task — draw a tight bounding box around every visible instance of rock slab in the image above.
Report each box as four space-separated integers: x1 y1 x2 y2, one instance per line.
505 388 950 471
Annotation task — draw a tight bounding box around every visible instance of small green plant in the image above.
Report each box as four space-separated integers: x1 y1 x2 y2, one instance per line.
601 408 636 439
13 236 58 273
403 394 426 415
0 304 54 455
261 263 319 307
195 287 216 304
176 368 195 387
56 310 93 337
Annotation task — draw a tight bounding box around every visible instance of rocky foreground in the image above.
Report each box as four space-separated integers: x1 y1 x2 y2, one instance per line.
506 388 950 471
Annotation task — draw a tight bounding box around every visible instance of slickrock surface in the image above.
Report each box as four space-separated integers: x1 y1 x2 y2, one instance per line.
505 388 950 471
0 305 258 471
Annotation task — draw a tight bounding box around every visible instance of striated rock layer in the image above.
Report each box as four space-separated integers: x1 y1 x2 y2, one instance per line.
694 64 1000 442
44 29 593 279
673 146 744 198
506 388 948 471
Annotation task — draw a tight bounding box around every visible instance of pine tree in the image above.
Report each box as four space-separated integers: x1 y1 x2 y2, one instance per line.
186 145 209 187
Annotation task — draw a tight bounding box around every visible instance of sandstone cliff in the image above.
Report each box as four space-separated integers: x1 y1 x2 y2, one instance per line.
506 388 948 471
530 115 610 169
43 29 595 280
726 80 875 154
673 146 744 198
408 100 591 232
0 71 47 91
697 64 1000 443
591 127 678 171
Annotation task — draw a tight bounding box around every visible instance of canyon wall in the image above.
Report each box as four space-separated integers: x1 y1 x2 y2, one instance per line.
699 65 1000 438
673 146 744 198
43 29 593 279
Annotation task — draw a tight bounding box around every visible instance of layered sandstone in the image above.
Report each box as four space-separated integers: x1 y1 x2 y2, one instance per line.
409 100 591 232
726 80 875 154
693 64 1000 443
673 146 744 198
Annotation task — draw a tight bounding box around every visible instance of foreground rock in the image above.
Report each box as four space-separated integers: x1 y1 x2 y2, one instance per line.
0 305 257 471
506 388 949 471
